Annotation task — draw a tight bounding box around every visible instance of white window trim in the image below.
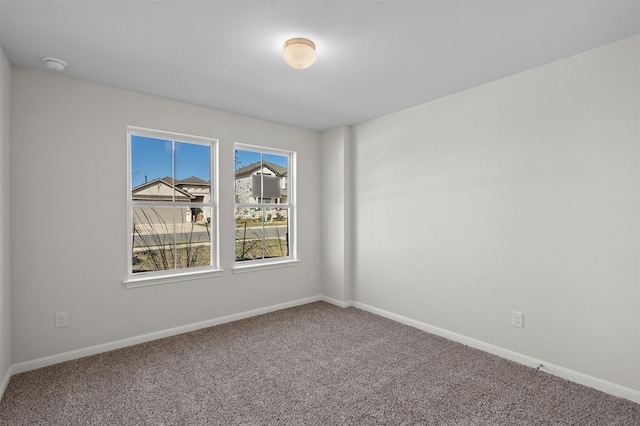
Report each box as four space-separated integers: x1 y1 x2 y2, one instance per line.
125 126 221 287
233 143 297 271
232 259 300 274
124 268 224 289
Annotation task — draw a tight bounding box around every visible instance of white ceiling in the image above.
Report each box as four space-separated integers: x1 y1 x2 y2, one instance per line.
1 0 639 131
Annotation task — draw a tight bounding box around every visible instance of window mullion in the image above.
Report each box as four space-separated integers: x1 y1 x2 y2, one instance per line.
261 219 266 260
172 139 177 270
235 203 288 209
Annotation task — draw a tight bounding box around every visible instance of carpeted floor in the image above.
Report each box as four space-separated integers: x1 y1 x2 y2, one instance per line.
0 302 638 425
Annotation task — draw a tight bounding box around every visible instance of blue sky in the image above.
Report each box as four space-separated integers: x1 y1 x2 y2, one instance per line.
131 136 288 188
131 135 211 188
235 149 287 170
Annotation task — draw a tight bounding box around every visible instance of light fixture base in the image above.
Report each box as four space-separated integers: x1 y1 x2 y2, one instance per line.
43 57 67 71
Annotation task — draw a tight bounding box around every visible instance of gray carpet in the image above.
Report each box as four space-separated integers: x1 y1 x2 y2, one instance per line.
0 302 638 425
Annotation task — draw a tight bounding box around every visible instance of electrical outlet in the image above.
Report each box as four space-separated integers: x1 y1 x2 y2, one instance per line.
511 311 524 328
55 311 69 328
310 272 317 282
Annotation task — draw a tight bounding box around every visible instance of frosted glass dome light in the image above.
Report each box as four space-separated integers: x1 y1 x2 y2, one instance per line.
283 38 316 69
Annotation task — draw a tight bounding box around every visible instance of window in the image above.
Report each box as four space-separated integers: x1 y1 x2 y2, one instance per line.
234 145 295 267
126 127 219 285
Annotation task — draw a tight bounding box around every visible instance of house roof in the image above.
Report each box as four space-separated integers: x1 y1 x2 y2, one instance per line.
132 178 195 200
176 176 210 186
136 176 210 187
235 161 287 178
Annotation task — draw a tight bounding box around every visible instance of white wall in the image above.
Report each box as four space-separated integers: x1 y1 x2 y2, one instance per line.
0 47 12 392
10 67 321 363
350 35 640 391
320 125 353 303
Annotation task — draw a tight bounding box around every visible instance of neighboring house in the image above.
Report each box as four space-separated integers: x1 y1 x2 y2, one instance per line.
235 161 288 207
175 176 212 205
234 161 288 219
132 176 211 224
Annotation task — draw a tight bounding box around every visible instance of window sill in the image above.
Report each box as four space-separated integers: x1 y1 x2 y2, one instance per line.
124 268 224 289
232 259 300 274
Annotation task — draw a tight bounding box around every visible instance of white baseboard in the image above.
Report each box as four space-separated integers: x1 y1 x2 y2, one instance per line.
351 301 640 404
320 295 353 308
0 364 13 402
10 295 322 376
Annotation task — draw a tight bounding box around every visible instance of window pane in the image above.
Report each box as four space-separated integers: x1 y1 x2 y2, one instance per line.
235 150 288 205
175 207 212 270
267 208 289 258
132 206 213 273
235 211 263 261
263 153 287 204
235 149 260 204
235 149 261 171
235 208 289 261
175 141 211 203
130 135 172 192
263 153 288 171
132 206 176 272
262 175 282 199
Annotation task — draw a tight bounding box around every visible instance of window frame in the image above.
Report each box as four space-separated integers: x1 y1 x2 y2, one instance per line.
124 126 222 288
233 143 298 273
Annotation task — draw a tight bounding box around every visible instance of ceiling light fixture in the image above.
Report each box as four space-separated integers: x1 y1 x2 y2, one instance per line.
283 38 316 69
42 57 67 71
